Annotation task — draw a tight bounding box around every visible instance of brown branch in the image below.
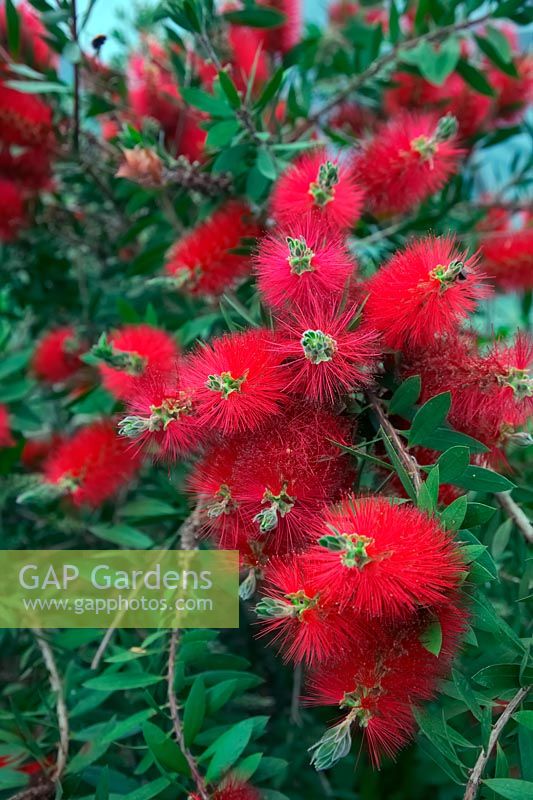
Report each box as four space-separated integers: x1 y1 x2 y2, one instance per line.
290 10 493 139
33 630 69 780
167 629 209 800
496 492 533 544
367 390 423 493
8 782 55 800
463 685 530 800
90 627 116 670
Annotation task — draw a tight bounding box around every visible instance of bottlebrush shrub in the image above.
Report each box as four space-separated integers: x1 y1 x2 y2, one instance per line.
2 0 533 798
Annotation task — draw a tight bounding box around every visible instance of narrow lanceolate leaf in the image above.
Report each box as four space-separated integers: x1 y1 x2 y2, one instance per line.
389 375 421 415
482 779 533 800
183 677 206 747
5 0 20 57
453 466 515 494
439 495 467 531
408 393 451 446
435 447 470 484
142 721 190 775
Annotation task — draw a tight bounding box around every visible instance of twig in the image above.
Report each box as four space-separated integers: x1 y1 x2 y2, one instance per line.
496 492 533 544
167 629 209 800
91 627 116 670
33 630 69 780
70 0 80 154
8 783 55 800
290 11 493 139
367 390 423 493
463 685 530 800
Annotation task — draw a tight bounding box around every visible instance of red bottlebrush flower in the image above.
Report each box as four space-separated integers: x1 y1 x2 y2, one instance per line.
255 554 353 665
480 210 533 291
0 146 53 192
0 178 25 241
385 72 492 140
275 302 378 404
0 404 14 448
258 0 301 54
270 149 364 231
354 112 464 216
364 235 487 351
0 1 57 71
255 215 356 311
32 327 85 383
43 421 141 507
309 496 462 618
119 369 199 461
233 405 353 552
0 82 53 147
329 0 388 27
402 332 533 451
489 55 533 123
212 778 261 800
97 324 180 400
21 436 62 470
164 201 260 297
181 329 286 435
328 103 379 138
188 433 250 549
227 24 269 94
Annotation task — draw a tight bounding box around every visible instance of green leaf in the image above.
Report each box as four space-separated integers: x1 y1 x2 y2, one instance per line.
142 722 190 775
4 80 70 94
223 6 286 28
439 495 467 531
408 392 451 446
435 446 470 483
207 679 238 713
206 119 240 149
413 426 489 453
418 466 439 513
515 712 533 732
89 524 154 549
461 502 496 528
95 767 109 800
492 519 513 559
483 779 533 800
0 348 32 380
419 38 460 85
389 0 400 44
420 618 442 656
475 33 518 77
121 777 172 800
182 87 232 117
256 147 277 180
5 0 20 57
452 669 482 721
380 427 416 502
183 677 206 747
119 498 176 519
218 71 241 109
389 375 421 415
202 719 256 783
459 530 498 581
255 67 284 111
235 751 262 781
453 466 515 494
473 663 532 691
456 58 496 96
83 673 164 691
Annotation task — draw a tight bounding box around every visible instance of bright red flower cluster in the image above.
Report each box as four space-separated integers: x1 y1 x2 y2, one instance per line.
32 327 86 384
479 209 533 291
164 201 261 297
42 422 141 507
0 3 56 241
